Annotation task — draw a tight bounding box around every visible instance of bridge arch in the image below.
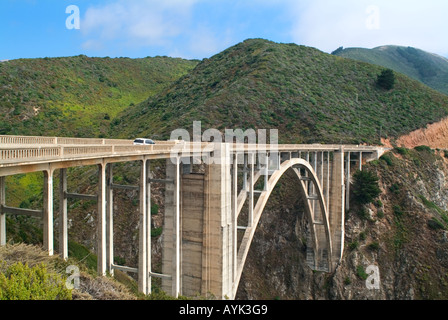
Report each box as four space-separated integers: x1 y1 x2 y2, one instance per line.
233 158 333 298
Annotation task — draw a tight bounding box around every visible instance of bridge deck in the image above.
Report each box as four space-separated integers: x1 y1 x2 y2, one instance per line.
0 135 387 174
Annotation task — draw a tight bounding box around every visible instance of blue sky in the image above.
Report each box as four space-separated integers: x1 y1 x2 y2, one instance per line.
1 0 448 61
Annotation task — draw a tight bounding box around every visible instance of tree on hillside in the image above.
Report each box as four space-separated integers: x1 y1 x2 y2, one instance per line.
331 46 344 55
376 69 395 90
352 170 381 205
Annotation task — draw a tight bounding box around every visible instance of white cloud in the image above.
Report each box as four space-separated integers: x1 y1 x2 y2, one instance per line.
289 0 448 55
81 0 199 52
77 0 448 59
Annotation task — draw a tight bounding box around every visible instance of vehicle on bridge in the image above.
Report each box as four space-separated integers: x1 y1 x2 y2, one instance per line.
133 138 155 145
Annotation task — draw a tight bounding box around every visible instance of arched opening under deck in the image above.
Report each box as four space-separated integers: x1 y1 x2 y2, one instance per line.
233 158 333 299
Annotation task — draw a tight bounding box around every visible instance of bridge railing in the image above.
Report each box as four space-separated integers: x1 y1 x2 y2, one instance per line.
0 135 57 145
0 147 61 161
0 143 182 165
1 136 386 166
0 135 133 146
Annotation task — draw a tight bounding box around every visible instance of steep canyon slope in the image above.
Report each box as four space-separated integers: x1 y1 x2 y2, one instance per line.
3 39 448 300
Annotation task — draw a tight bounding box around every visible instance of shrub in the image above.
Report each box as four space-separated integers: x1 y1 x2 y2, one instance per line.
352 170 381 205
376 69 395 90
414 145 432 153
151 203 159 215
389 183 400 194
427 218 446 230
0 262 72 300
151 227 163 237
348 240 359 251
356 265 368 280
380 154 393 166
374 199 383 208
394 147 409 156
393 205 404 216
368 241 380 251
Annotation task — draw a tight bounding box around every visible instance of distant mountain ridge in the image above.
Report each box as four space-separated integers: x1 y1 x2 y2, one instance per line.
333 45 448 96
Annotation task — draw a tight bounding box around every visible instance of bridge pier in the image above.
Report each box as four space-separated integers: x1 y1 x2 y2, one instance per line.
162 144 234 299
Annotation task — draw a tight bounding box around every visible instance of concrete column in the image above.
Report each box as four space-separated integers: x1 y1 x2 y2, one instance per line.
359 152 363 171
329 148 345 269
264 158 269 192
43 170 54 256
306 152 310 193
201 143 232 299
320 152 324 190
97 163 107 276
312 152 317 213
59 168 68 260
326 152 330 209
106 164 114 275
248 152 254 228
162 157 181 297
138 159 149 294
0 176 5 246
146 160 151 295
232 153 238 280
345 152 351 213
243 153 248 191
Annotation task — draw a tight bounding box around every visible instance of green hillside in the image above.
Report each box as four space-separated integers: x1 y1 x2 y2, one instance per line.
0 55 198 137
112 39 448 144
333 45 448 96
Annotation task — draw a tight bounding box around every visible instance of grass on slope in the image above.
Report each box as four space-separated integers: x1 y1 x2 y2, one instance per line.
0 243 138 300
113 39 448 145
0 55 198 137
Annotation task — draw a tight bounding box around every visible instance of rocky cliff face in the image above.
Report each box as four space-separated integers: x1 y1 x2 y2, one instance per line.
384 116 448 150
236 147 448 300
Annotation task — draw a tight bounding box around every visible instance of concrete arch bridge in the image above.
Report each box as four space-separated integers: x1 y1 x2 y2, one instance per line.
0 135 386 299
